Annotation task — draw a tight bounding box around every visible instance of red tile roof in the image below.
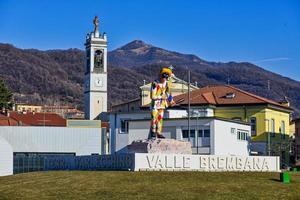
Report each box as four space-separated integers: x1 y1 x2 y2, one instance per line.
172 85 292 111
0 114 19 126
8 112 66 127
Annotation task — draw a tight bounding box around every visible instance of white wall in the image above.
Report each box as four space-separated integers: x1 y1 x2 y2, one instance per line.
0 127 102 156
212 119 250 156
165 109 187 118
0 136 13 176
109 112 149 153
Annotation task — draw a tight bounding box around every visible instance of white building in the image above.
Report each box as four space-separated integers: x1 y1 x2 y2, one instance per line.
110 111 251 156
0 126 102 156
0 126 103 176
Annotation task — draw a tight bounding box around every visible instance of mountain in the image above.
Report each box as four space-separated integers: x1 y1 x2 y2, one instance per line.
0 41 299 116
109 40 211 69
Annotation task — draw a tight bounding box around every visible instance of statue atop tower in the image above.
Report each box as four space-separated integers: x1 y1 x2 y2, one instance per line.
93 16 99 36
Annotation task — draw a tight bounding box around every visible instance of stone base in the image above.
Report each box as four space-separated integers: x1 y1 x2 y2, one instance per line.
127 139 192 154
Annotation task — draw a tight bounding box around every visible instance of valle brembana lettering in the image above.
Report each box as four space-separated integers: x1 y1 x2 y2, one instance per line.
144 154 276 171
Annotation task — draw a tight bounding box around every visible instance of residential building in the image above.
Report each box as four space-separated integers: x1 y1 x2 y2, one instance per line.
140 76 198 106
171 85 292 157
7 111 66 127
291 118 300 163
0 113 18 126
111 75 198 113
42 105 84 119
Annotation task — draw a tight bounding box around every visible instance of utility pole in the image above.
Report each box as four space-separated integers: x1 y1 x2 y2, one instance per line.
265 119 271 156
188 69 191 142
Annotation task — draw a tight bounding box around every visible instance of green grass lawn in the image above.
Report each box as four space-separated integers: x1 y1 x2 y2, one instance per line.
0 171 299 200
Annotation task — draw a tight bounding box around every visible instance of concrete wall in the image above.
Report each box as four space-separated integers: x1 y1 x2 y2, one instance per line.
211 119 250 156
0 126 102 156
165 109 187 118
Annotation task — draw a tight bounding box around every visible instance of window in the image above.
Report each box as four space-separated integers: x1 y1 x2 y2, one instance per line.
281 120 285 134
270 119 275 137
225 92 236 99
231 128 236 134
190 130 195 138
198 130 203 137
232 117 242 121
250 117 257 136
182 130 195 138
182 130 188 138
120 119 129 133
280 120 286 139
237 130 249 141
204 130 210 137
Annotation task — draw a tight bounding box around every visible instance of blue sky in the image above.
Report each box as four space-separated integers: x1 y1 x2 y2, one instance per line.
0 0 299 80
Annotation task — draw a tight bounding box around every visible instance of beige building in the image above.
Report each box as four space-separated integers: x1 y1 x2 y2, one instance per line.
140 76 198 106
111 76 198 113
15 104 42 113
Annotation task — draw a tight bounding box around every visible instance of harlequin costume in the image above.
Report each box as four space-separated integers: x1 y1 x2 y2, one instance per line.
150 67 175 138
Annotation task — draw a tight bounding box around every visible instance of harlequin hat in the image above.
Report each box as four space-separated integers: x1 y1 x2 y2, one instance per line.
160 67 172 78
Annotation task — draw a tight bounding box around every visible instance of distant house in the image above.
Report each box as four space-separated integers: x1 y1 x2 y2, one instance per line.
42 105 85 119
14 103 42 113
7 111 66 127
111 75 198 113
140 75 198 106
0 114 18 126
290 118 300 164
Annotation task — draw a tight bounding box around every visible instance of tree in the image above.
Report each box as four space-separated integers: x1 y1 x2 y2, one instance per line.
0 79 12 110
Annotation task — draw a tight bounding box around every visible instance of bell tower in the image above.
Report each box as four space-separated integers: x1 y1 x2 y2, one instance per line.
84 16 108 120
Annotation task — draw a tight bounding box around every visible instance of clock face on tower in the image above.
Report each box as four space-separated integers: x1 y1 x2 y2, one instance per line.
94 78 103 87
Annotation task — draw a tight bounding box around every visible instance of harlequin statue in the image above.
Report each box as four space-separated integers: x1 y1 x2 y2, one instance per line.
150 66 176 138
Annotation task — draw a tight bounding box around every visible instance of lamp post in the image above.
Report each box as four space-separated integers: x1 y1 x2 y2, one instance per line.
188 69 191 142
195 110 199 154
191 109 199 154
